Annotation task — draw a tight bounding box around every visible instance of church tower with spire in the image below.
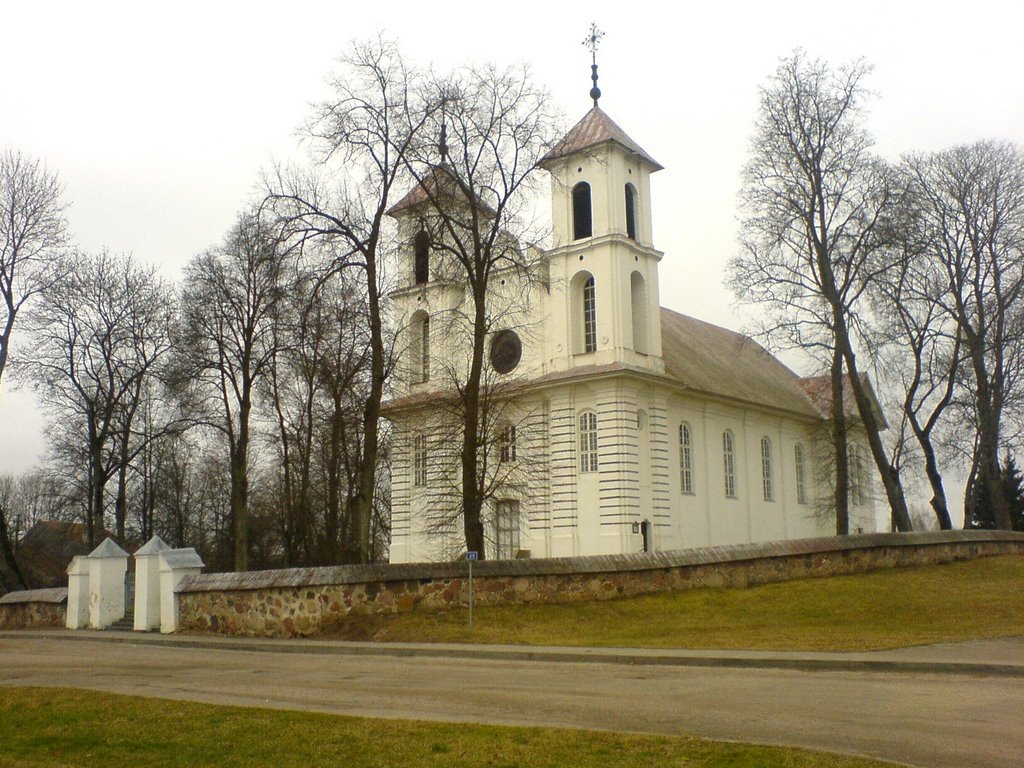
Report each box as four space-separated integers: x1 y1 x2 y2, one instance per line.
540 30 665 377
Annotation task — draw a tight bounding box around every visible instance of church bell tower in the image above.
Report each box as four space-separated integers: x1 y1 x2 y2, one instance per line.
541 28 664 375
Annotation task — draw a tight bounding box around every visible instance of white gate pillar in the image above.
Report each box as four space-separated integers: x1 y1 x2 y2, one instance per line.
65 556 90 629
133 536 169 631
158 548 204 634
87 538 129 629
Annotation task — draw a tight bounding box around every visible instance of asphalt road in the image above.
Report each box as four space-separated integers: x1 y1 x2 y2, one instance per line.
2 634 1022 768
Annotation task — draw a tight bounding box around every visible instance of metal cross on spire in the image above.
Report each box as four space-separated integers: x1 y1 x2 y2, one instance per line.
582 23 604 108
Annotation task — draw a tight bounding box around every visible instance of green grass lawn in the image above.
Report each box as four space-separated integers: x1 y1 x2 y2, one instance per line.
0 687 898 768
322 555 1024 651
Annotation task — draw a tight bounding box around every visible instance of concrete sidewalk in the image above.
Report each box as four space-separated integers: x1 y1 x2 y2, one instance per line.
3 629 1022 677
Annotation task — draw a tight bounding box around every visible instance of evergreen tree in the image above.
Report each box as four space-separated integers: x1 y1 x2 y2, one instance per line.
968 454 1024 531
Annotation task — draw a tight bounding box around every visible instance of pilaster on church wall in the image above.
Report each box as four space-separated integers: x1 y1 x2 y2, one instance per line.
542 250 572 372
389 418 412 560
522 397 553 558
595 381 641 553
547 389 580 556
646 390 672 536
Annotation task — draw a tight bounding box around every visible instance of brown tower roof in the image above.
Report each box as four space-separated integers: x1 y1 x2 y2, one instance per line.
386 165 494 218
541 107 662 170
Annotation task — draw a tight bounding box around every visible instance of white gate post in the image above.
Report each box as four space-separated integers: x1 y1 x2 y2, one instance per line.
133 536 169 631
65 556 90 629
158 548 204 634
87 538 129 629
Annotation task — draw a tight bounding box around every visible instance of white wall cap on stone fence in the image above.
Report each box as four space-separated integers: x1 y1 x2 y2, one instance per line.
0 588 68 605
158 548 205 572
67 555 89 576
135 536 170 556
88 538 129 559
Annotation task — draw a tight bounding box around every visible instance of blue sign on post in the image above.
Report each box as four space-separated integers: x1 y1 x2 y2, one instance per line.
466 551 478 561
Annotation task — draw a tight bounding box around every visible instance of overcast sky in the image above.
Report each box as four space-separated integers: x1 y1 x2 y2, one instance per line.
1 0 1021 485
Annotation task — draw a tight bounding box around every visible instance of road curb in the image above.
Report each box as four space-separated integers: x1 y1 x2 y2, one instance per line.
4 630 1022 677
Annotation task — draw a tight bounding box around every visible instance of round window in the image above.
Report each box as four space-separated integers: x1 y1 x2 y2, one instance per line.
489 329 522 374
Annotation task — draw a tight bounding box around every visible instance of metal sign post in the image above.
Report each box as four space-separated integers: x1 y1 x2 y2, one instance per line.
466 551 478 632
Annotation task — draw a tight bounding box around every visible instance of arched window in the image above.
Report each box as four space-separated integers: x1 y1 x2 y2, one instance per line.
583 275 597 353
414 230 429 284
413 434 427 487
795 443 807 504
679 423 693 494
420 315 430 383
572 182 593 240
630 271 648 354
761 437 774 501
499 423 517 463
722 430 737 498
410 311 429 384
624 183 637 240
494 500 520 560
579 411 598 473
850 444 865 506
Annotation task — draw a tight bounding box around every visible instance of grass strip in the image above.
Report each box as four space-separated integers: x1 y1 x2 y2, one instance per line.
0 686 897 768
321 555 1024 651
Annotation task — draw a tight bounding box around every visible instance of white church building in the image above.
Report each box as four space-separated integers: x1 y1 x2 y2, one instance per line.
384 102 879 564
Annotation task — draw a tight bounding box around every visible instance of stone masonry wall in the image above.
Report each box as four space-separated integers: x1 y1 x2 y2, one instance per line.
0 588 68 630
176 530 1024 638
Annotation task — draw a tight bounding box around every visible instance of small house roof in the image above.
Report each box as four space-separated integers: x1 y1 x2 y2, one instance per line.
541 107 662 170
796 373 888 429
15 521 97 589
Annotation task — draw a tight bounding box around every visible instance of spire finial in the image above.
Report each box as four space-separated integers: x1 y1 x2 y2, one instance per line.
582 23 604 108
438 91 449 163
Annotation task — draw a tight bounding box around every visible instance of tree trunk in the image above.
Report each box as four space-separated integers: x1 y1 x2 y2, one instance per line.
461 281 488 559
230 394 251 572
913 424 952 530
973 373 1012 530
114 460 128 543
349 243 385 565
0 509 27 592
324 390 344 563
230 445 248 572
89 418 105 548
963 449 980 528
839 343 914 532
114 417 135 544
830 348 850 535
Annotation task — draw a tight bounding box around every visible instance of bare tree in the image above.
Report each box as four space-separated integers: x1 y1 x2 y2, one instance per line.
729 50 913 532
406 64 555 558
0 150 68 388
178 213 289 570
869 205 963 529
24 251 173 546
262 39 428 563
901 141 1024 529
260 255 376 566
